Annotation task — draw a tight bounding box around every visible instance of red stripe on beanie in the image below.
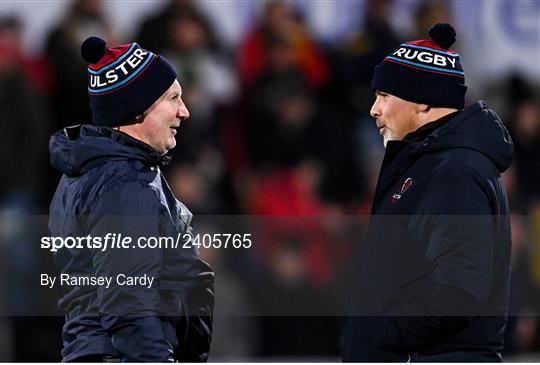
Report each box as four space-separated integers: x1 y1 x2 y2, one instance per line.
88 44 132 71
407 39 458 54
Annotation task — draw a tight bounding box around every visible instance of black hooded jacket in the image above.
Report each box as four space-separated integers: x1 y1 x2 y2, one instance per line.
342 101 513 362
49 125 214 362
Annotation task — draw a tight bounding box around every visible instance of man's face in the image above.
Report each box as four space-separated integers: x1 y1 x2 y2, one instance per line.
370 91 421 147
139 80 189 155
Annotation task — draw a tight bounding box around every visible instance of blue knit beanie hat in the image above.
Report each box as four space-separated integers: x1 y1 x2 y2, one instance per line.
372 23 467 109
81 36 177 126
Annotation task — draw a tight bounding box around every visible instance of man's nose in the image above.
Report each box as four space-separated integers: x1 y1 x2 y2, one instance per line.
177 103 190 121
370 99 381 119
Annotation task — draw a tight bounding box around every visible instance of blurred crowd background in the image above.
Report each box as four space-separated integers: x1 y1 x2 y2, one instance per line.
0 0 539 361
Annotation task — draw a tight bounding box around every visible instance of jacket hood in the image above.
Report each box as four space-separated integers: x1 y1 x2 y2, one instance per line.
49 124 169 177
420 101 513 173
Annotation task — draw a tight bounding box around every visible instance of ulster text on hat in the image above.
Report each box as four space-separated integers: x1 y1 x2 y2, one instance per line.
88 44 155 94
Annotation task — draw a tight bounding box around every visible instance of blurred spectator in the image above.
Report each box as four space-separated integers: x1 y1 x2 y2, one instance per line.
165 4 237 108
245 71 320 168
248 238 342 357
502 166 528 215
243 64 352 202
136 0 221 55
44 0 117 129
247 162 323 213
411 0 454 39
238 1 330 89
246 162 332 285
198 242 257 360
0 15 62 361
0 16 49 203
508 98 540 205
0 16 53 96
335 0 401 115
159 2 238 165
504 212 540 354
167 158 230 214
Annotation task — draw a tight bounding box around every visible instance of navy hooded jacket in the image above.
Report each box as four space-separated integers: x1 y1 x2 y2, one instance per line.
342 101 513 362
49 125 214 362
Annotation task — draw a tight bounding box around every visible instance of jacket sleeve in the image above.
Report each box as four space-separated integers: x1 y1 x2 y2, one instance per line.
378 167 496 352
85 181 175 362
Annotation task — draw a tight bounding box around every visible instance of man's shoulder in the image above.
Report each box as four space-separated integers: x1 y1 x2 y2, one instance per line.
73 159 161 208
408 149 497 205
424 147 497 178
86 158 156 184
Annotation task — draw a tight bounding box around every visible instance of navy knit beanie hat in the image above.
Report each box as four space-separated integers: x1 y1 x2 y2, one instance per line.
372 23 467 109
81 36 177 126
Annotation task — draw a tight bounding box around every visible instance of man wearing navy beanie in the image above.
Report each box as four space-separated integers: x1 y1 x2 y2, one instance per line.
48 37 214 362
342 24 513 362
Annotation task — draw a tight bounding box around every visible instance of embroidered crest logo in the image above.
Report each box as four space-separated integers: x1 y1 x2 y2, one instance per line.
391 177 413 203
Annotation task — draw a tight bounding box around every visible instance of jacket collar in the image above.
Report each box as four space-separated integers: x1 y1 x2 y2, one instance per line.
80 125 171 167
404 111 460 144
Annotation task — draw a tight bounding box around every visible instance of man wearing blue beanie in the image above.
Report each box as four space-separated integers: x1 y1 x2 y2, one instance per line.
342 24 513 362
48 37 214 362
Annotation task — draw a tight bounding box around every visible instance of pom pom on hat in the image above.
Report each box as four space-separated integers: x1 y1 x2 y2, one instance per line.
81 36 107 64
428 23 456 50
